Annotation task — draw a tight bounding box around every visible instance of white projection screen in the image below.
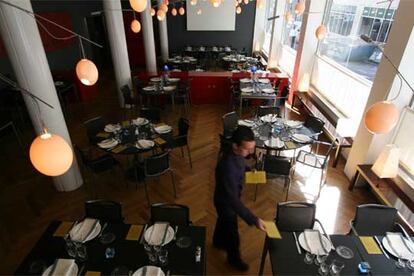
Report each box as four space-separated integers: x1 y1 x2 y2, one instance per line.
186 1 236 31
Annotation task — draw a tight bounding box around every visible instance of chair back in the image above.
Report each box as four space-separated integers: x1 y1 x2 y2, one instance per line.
352 204 398 236
83 116 105 143
304 115 325 135
140 107 161 123
257 106 280 117
121 85 134 105
145 151 170 176
263 155 292 176
85 200 124 223
178 118 190 136
222 111 239 138
276 201 316 231
150 203 190 226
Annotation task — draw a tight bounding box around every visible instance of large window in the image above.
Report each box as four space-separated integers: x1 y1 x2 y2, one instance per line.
282 0 303 51
262 0 276 55
318 0 399 82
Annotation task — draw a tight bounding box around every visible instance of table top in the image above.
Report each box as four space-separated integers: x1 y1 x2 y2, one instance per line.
266 232 412 275
239 80 276 99
15 221 206 275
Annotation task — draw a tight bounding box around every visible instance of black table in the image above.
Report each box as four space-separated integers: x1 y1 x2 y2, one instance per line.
259 231 412 275
16 221 206 275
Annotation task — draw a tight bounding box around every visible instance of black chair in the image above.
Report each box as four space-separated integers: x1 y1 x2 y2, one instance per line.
150 203 191 226
294 140 336 200
175 79 191 114
140 107 161 123
349 204 400 236
137 151 177 204
85 200 124 223
257 106 280 117
254 155 294 201
121 85 139 117
304 115 325 139
171 118 192 168
222 111 239 139
83 116 105 144
276 201 316 232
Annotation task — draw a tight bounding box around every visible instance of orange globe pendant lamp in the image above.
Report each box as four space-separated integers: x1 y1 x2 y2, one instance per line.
131 19 141 33
129 0 147 12
30 130 73 176
315 25 327 40
295 1 305 15
76 58 99 86
364 101 399 134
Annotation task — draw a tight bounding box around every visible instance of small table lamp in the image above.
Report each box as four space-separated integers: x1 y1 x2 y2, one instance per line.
372 144 400 178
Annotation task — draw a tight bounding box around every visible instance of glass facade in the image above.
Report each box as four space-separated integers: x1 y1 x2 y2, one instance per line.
282 0 303 51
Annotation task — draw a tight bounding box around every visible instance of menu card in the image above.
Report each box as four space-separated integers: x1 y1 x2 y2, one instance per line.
245 171 266 184
263 221 281 239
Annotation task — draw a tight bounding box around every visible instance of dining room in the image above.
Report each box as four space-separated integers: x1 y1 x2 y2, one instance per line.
0 0 414 275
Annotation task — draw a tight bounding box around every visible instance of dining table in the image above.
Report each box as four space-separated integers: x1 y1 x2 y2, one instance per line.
259 230 413 275
238 78 278 115
141 77 180 109
15 220 207 275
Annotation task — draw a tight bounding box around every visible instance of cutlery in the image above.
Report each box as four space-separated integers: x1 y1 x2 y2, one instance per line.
139 224 148 244
77 264 85 276
173 225 178 240
374 236 390 259
98 222 108 238
293 232 302 254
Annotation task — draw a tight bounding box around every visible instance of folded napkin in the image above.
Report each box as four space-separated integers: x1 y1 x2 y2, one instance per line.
154 125 172 134
96 132 110 138
48 259 76 276
104 124 121 133
261 114 278 123
70 218 99 242
126 225 144 241
53 221 75 237
98 139 118 149
303 229 329 255
147 222 170 245
154 137 166 145
136 139 154 149
132 117 148 126
265 137 284 148
359 236 382 254
386 232 414 259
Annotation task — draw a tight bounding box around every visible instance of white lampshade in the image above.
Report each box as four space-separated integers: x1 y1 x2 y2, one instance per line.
179 7 185 15
372 144 400 178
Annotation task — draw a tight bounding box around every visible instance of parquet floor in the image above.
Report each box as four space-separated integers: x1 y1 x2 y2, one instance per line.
0 72 377 275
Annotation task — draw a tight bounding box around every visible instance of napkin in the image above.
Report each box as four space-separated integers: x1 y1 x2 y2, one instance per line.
53 221 74 237
147 222 170 245
126 225 144 241
359 236 382 255
303 229 328 255
386 232 414 259
263 221 281 239
70 218 98 242
48 259 75 276
111 144 127 153
98 138 118 149
154 125 172 134
245 171 266 184
136 140 154 149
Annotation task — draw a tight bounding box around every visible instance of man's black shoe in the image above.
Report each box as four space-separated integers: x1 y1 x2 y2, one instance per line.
228 258 249 271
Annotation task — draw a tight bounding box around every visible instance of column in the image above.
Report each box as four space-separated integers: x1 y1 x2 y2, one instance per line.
268 0 288 67
141 0 157 74
103 0 132 107
158 0 169 62
0 0 83 191
344 0 414 179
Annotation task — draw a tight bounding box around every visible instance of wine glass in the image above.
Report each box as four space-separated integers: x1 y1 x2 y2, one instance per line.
329 259 344 276
395 258 406 269
315 254 328 266
158 249 168 266
304 252 315 265
318 261 330 276
406 259 414 270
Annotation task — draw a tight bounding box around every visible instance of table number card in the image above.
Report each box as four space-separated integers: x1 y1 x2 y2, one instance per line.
126 225 144 241
359 236 382 254
263 221 281 239
245 171 266 185
53 221 74 237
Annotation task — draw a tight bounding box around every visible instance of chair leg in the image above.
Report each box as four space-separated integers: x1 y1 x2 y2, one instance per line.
187 145 193 168
180 147 184 157
316 169 325 200
254 184 258 202
170 170 177 198
285 177 291 201
143 178 150 205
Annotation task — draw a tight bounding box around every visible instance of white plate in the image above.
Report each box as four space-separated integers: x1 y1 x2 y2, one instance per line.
260 114 278 123
132 117 149 126
42 263 78 276
292 133 312 143
150 77 161 82
104 124 121 133
143 86 155 91
132 266 165 276
136 139 155 149
154 125 172 134
163 86 176 91
262 88 275 94
284 120 303 129
298 232 333 255
241 87 254 93
98 139 118 149
167 78 180 82
172 69 182 72
231 70 240 73
240 78 252 83
144 225 175 246
195 69 204 72
382 236 414 260
258 78 270 84
264 139 284 149
69 221 101 242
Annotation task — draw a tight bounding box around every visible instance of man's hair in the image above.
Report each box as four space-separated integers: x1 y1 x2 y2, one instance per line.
232 126 255 146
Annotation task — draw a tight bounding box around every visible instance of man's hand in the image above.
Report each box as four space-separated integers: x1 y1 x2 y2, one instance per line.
256 218 267 232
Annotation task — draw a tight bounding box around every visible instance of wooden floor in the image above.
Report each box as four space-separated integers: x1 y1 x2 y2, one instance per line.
0 71 378 275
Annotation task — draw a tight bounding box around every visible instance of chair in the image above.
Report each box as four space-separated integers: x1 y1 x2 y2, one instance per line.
257 106 280 117
276 201 316 232
121 85 139 117
85 200 124 223
349 204 399 236
137 151 177 204
222 111 239 139
171 118 192 168
140 107 161 123
175 79 191 114
83 116 105 144
304 115 325 139
254 154 294 201
150 203 191 226
294 140 336 200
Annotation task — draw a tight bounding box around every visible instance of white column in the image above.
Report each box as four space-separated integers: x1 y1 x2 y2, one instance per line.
0 0 82 191
344 0 414 179
103 0 132 107
158 0 169 62
141 0 157 74
252 0 267 54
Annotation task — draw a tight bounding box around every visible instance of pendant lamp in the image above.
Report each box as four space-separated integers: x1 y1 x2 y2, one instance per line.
295 0 305 15
315 25 327 40
129 0 147 12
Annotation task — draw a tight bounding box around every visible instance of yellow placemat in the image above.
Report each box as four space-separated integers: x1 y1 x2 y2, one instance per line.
111 144 127 153
96 132 110 138
126 225 144 241
85 271 101 276
53 221 74 237
245 171 266 184
359 236 382 254
154 123 167 127
263 221 281 239
154 137 166 145
285 141 297 149
121 120 130 127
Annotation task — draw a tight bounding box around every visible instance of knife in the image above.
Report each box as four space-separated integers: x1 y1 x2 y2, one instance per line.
374 236 390 259
293 232 302 254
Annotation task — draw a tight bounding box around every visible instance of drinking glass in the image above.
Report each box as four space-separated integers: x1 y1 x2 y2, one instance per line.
318 261 330 276
315 254 328 266
395 258 406 269
158 249 168 266
406 259 414 270
64 236 77 258
304 252 315 265
329 259 344 276
143 243 158 265
74 242 88 261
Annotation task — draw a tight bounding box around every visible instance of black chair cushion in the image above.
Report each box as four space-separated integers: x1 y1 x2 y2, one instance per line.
150 203 190 226
85 200 124 223
352 204 398 236
276 202 316 232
